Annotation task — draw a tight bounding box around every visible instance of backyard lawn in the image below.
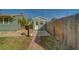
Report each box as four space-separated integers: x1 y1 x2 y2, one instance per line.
39 36 66 50
39 36 55 49
0 36 31 50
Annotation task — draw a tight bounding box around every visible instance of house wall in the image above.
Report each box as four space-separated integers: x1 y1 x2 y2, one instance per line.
33 17 47 30
0 14 25 31
0 19 20 31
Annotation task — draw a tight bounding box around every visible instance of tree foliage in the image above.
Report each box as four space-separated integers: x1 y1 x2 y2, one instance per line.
18 17 32 37
18 17 32 27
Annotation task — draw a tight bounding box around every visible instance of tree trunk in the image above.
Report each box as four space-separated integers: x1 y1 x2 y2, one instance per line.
25 26 30 37
27 28 29 37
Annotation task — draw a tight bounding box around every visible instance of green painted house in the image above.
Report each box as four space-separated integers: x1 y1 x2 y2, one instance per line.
0 14 25 31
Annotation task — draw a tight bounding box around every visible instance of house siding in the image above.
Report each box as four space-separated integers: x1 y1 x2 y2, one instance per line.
33 16 47 30
0 19 20 31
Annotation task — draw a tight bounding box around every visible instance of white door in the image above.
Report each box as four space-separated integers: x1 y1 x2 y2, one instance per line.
35 25 39 30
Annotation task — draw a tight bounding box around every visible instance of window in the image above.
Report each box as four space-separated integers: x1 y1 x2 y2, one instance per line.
4 18 8 24
40 21 43 25
4 18 8 22
36 21 38 25
0 18 3 24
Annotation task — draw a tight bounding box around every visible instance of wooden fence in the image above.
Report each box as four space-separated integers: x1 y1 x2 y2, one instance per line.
46 14 79 49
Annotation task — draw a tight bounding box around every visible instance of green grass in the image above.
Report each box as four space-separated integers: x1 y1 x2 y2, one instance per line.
40 36 67 50
0 36 31 50
40 36 56 50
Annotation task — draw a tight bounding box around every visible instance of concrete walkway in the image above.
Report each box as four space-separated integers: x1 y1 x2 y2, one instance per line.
28 36 44 50
0 32 22 37
0 29 28 37
30 30 50 36
28 30 50 50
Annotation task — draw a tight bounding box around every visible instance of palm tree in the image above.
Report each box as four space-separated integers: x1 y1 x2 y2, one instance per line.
18 17 32 37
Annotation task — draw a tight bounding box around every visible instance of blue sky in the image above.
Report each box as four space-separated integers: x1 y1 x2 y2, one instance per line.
0 9 79 20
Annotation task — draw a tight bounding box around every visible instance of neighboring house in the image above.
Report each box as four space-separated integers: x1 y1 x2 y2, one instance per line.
32 16 47 30
0 14 47 31
0 14 26 31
